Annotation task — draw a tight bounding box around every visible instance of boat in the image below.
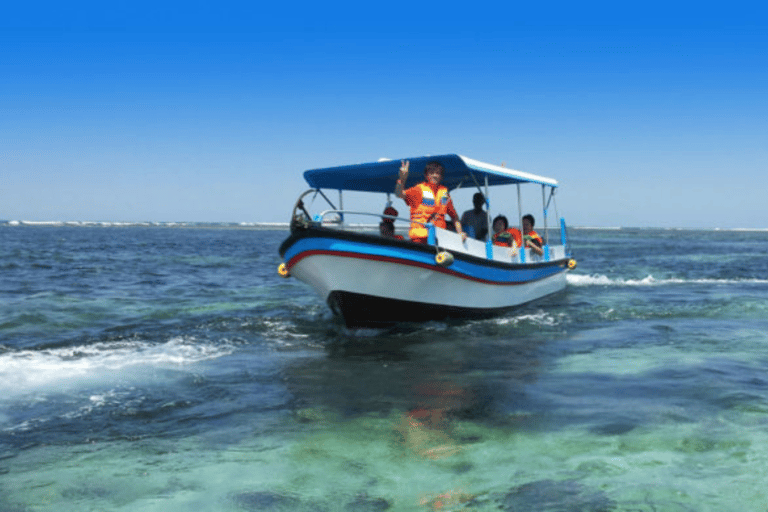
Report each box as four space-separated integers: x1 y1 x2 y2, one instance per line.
278 154 576 327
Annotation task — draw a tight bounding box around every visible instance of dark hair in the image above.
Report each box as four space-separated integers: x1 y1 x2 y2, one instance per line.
472 192 485 209
424 161 444 176
492 215 508 230
523 214 535 227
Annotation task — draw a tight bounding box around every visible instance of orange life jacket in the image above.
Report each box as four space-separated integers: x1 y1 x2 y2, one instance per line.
409 183 450 240
525 229 543 247
492 228 522 247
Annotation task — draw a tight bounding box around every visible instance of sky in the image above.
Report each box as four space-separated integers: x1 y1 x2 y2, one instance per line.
2 1 766 228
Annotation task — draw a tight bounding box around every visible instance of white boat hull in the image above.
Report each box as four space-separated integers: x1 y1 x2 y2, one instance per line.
280 227 570 326
291 253 567 310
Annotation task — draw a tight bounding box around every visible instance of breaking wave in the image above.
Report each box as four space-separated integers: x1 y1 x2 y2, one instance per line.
567 274 768 287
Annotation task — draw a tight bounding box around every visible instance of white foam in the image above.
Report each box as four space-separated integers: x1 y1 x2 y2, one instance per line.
567 274 768 287
17 220 66 226
494 310 563 327
0 337 234 397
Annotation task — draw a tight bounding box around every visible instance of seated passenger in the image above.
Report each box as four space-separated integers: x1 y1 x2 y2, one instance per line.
522 214 544 256
380 206 404 239
491 215 522 248
460 192 489 241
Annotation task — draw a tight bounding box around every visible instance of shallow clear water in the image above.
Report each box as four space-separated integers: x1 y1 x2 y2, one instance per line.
1 225 768 511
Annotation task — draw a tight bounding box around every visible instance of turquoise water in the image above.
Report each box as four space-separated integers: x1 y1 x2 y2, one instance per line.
1 225 768 510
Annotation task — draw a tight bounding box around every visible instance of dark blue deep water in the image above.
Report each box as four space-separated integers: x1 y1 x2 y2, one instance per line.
2 225 768 511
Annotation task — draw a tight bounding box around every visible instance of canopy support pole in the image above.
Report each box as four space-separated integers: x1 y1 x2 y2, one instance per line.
485 175 493 259
541 185 548 245
517 184 525 263
542 185 551 260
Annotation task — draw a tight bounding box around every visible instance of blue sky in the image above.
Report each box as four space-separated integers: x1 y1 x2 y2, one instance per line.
2 2 766 228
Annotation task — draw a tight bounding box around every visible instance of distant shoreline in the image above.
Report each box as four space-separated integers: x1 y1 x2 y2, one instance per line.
1 220 292 230
2 220 767 232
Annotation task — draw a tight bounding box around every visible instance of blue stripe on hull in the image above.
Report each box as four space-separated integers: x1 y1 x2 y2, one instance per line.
284 235 565 285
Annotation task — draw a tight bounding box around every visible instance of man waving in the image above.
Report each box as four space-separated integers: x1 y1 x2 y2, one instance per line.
395 160 466 244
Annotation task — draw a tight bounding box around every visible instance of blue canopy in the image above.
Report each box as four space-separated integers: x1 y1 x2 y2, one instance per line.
303 154 558 193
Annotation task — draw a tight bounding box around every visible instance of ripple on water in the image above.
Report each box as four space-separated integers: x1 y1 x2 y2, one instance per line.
500 479 616 512
229 490 392 511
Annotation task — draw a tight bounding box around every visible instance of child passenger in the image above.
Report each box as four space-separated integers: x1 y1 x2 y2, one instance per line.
491 215 522 248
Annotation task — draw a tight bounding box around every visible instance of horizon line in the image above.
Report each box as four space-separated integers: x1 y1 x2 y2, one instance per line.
2 220 767 232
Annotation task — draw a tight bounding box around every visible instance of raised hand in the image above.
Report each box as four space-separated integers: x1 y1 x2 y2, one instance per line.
399 160 410 180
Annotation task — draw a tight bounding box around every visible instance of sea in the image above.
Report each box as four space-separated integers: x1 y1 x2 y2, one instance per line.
1 222 768 511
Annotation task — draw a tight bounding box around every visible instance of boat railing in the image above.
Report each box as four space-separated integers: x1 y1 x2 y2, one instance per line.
314 209 414 229
435 226 565 263
433 227 521 263
305 208 565 264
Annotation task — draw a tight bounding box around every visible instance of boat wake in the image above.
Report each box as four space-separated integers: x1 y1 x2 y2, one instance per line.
0 337 235 398
567 274 768 287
